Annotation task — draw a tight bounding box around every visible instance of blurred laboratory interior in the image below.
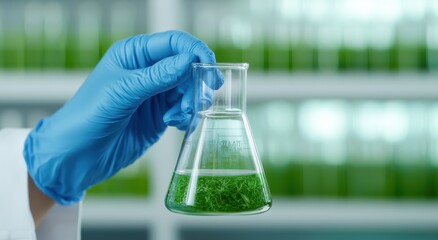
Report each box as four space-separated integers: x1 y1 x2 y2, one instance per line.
1 0 438 239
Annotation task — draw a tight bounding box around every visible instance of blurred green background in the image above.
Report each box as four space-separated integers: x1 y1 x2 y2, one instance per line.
3 0 429 200
1 0 438 239
1 0 437 72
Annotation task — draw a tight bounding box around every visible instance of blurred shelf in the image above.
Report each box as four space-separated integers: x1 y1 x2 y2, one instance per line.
249 72 438 100
1 72 438 104
82 197 438 230
0 71 86 104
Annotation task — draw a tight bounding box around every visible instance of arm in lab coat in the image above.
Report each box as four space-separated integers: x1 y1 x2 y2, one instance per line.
28 173 55 226
0 129 80 240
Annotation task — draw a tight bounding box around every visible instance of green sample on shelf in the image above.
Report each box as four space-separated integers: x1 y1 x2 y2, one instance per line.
165 170 272 215
87 166 150 196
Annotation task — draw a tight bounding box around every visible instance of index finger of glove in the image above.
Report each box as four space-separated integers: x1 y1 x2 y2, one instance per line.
146 30 216 65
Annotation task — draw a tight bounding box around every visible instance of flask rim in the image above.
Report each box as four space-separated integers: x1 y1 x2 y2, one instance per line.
192 62 249 70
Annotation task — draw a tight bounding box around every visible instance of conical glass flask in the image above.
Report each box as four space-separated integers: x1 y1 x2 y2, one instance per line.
165 63 272 215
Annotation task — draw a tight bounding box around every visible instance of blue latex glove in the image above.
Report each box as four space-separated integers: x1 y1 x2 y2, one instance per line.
24 30 216 205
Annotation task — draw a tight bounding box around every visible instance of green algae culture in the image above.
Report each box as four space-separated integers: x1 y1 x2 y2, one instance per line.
165 169 272 215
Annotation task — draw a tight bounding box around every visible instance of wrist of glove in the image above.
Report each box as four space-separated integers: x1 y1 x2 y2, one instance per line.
23 30 216 205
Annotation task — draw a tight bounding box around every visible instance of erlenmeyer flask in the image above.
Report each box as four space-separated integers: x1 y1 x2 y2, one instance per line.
165 63 272 215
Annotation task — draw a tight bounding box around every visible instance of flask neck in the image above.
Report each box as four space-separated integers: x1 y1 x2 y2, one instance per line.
194 64 248 113
211 69 247 113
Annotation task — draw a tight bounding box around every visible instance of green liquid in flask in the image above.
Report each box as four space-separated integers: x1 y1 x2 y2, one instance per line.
165 170 272 215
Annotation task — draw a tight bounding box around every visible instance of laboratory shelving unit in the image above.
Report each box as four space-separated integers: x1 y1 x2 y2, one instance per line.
1 71 438 240
2 0 438 239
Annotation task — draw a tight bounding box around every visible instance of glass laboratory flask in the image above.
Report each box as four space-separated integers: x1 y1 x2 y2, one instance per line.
165 63 272 215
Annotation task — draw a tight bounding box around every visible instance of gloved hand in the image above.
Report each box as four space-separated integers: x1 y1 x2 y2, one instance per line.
24 30 216 205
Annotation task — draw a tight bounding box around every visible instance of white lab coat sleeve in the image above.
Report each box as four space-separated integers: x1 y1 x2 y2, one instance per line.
0 128 81 240
0 128 36 240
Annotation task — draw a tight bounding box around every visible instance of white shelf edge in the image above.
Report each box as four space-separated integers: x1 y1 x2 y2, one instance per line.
248 72 438 100
81 198 438 230
1 72 438 104
0 71 87 104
